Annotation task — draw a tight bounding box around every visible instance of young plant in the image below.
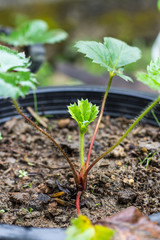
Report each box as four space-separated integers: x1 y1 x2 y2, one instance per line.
1 41 160 217
18 170 28 178
75 37 141 171
138 152 157 168
67 56 160 214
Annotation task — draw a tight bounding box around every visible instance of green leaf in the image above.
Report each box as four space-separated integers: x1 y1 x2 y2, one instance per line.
66 215 115 240
0 132 2 140
75 37 141 81
0 20 68 46
75 41 110 69
0 45 30 72
103 37 141 69
137 58 160 92
0 71 37 99
68 99 99 134
117 73 133 82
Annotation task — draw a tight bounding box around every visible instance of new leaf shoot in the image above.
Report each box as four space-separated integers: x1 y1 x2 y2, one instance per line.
68 99 98 167
68 99 99 134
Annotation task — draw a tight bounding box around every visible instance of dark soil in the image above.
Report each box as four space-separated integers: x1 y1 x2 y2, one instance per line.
0 115 160 228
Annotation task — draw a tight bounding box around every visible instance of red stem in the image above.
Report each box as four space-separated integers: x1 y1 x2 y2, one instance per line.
76 191 82 215
85 74 113 170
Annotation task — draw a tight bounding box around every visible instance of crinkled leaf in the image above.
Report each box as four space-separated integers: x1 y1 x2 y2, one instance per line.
66 215 115 240
0 45 30 72
137 58 160 92
0 71 37 99
0 20 68 46
75 37 141 81
68 99 99 134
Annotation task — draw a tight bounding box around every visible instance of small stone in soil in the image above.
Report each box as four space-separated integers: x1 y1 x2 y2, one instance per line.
0 161 9 170
37 193 50 203
10 192 30 204
58 119 70 128
118 190 137 204
111 145 126 158
55 215 68 223
45 179 56 188
139 141 160 152
25 211 41 219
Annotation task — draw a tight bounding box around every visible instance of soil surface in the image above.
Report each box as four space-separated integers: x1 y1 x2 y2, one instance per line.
0 115 160 228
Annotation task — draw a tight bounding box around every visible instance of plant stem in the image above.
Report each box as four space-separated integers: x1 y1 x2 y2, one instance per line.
76 191 82 215
151 110 160 126
12 99 79 187
33 91 38 114
84 95 160 178
80 133 85 167
85 72 114 170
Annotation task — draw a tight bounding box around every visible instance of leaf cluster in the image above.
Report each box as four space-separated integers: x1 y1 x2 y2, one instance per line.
66 215 114 240
75 37 141 82
0 45 37 99
0 20 67 46
68 99 99 134
137 58 160 92
0 20 68 46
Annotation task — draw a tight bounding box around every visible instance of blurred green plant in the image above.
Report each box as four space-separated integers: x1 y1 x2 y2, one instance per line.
18 170 28 178
36 62 53 86
0 19 68 46
66 215 115 240
0 132 2 140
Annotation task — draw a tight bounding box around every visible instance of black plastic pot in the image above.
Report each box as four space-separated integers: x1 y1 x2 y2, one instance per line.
1 86 160 125
0 26 45 73
0 86 160 240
